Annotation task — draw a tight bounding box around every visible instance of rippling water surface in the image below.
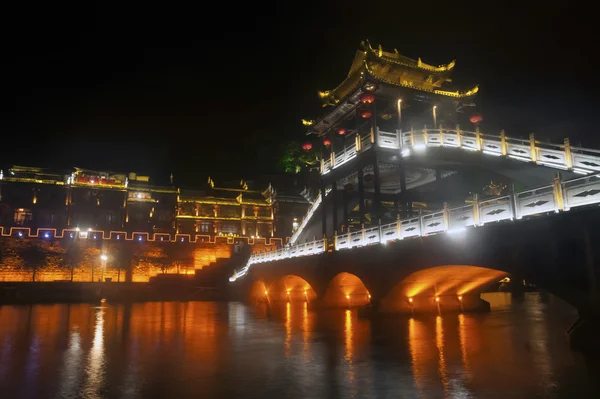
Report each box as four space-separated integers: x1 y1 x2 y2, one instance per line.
0 293 595 398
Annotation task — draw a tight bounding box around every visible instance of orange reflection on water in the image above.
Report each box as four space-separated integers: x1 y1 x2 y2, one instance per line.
302 302 309 358
82 308 105 398
285 302 292 357
408 318 427 396
344 310 353 363
435 316 449 396
458 314 471 379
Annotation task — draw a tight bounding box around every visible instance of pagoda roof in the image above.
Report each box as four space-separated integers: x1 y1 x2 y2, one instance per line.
315 40 478 108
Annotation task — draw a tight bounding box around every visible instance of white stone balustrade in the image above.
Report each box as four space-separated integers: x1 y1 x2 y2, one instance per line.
230 174 600 282
319 127 600 176
290 127 600 251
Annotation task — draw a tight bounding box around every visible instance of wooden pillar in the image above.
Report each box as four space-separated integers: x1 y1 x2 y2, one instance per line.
436 167 443 203
399 164 407 218
373 156 381 222
332 180 338 233
358 168 365 225
342 186 349 232
370 97 378 145
320 179 327 237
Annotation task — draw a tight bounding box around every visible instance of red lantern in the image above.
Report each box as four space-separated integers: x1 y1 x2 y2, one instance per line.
361 110 373 119
470 114 483 124
360 92 375 104
302 142 313 151
323 139 331 146
337 128 347 135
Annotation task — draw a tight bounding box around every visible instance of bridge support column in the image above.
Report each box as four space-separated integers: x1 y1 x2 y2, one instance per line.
358 168 365 225
342 186 349 232
320 179 327 237
373 157 382 222
399 164 407 218
332 180 338 233
435 167 443 204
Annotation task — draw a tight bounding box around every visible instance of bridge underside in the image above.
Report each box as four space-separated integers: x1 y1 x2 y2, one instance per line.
250 266 507 313
239 207 600 315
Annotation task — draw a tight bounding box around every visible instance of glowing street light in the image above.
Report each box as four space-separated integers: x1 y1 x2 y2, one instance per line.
408 297 413 303
435 296 440 302
433 105 437 128
458 295 463 301
100 254 108 282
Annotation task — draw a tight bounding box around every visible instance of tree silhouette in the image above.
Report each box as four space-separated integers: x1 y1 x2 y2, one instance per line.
161 243 192 274
154 248 172 274
63 242 85 282
109 243 141 282
17 242 47 282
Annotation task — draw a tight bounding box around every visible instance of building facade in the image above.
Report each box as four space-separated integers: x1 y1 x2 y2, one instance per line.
0 166 306 241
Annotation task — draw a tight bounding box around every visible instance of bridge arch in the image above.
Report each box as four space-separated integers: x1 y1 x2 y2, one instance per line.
258 274 318 303
379 265 508 312
322 272 371 308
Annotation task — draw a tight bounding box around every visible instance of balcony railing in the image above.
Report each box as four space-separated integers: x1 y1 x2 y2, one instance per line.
318 127 600 176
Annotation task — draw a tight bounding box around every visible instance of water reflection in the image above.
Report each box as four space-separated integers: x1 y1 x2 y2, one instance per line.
458 314 471 379
0 293 591 398
83 308 105 398
58 330 82 398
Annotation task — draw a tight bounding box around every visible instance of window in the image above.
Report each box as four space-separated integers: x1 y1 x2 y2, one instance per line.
199 222 211 233
13 208 32 225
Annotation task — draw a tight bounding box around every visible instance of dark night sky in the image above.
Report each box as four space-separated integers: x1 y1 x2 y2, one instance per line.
0 2 595 187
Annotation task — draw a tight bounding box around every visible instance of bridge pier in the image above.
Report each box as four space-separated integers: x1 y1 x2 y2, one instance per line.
377 292 490 314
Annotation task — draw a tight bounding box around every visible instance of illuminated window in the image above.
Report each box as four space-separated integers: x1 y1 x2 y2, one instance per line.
128 192 151 200
199 222 211 233
13 208 32 225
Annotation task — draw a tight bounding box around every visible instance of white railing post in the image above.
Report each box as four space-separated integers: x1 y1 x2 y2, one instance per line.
443 202 449 231
500 130 507 156
361 223 365 245
473 194 480 226
397 129 403 149
564 137 573 169
529 133 537 162
509 184 518 220
553 172 564 212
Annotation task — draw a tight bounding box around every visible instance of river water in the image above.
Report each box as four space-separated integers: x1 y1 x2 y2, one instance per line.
0 292 596 398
